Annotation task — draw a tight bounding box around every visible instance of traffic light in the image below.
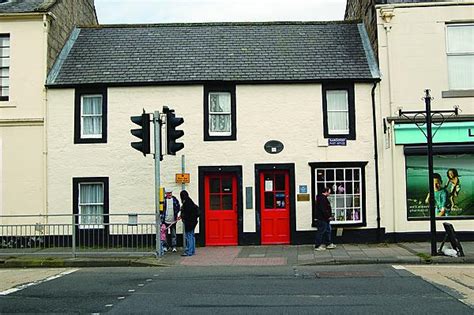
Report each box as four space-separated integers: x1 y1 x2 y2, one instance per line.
164 107 184 155
130 110 150 156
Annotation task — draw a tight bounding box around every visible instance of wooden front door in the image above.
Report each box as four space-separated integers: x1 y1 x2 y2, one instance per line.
260 170 290 244
205 173 238 246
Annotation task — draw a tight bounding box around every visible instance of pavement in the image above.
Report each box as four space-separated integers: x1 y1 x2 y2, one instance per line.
0 241 473 268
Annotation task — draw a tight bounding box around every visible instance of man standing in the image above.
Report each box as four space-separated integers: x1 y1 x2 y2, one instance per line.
162 188 180 252
313 187 336 251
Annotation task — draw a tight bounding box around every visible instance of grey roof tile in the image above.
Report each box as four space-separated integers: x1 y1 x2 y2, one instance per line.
0 0 52 13
49 21 378 86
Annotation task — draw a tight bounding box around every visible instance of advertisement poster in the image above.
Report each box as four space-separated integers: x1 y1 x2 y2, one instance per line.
406 154 474 219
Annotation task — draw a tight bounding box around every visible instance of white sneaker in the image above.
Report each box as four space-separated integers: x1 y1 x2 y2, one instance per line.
172 247 177 252
326 243 337 249
315 245 326 251
163 247 168 252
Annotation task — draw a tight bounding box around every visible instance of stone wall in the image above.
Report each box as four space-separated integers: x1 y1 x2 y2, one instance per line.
345 0 378 58
47 0 98 70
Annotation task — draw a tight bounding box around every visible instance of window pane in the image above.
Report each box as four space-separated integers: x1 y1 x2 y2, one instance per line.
80 183 103 203
345 169 353 180
0 48 9 58
345 182 353 194
210 195 220 210
209 92 231 112
316 169 325 182
83 116 102 135
210 114 231 133
1 68 8 77
336 169 344 181
335 209 345 221
327 90 348 111
317 183 325 194
448 55 474 90
275 174 285 190
222 195 233 210
264 192 274 208
1 87 8 97
1 77 9 87
336 195 345 208
354 169 360 180
326 169 334 181
275 192 286 208
222 178 232 193
328 112 349 134
0 58 9 67
82 96 102 115
0 37 9 47
210 178 220 193
447 25 474 53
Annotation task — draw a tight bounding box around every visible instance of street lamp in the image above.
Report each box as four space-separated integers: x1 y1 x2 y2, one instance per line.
398 89 459 256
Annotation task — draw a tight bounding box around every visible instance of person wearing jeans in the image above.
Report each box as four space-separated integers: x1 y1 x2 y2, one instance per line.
162 188 180 252
180 190 199 256
313 187 336 251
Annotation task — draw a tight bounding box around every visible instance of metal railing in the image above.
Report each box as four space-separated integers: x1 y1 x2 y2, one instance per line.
0 213 159 257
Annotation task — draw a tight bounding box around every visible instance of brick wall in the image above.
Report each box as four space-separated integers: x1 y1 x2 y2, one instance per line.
345 0 378 59
47 0 98 70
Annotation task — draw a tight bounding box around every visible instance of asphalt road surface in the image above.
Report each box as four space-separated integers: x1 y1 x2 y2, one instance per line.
0 265 472 314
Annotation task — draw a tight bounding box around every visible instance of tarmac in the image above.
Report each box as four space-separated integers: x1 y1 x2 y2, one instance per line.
0 242 472 268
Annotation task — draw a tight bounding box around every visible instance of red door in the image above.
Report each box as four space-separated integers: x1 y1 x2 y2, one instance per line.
205 173 238 246
260 170 290 244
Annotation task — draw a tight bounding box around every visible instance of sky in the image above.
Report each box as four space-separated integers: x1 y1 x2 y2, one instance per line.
95 0 347 24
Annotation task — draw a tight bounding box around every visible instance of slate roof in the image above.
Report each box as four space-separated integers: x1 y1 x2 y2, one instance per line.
0 0 54 13
48 21 379 87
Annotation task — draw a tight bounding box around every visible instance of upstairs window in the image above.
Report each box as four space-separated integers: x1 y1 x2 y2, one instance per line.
447 24 474 90
74 88 107 144
322 83 356 140
204 84 236 141
0 34 10 101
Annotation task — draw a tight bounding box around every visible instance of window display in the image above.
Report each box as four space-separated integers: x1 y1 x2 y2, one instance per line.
315 167 363 224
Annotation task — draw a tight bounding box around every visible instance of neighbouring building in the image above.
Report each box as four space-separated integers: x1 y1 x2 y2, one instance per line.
45 21 383 246
0 0 97 221
346 0 474 240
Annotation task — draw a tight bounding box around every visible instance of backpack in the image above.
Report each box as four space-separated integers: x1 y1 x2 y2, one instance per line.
194 204 201 218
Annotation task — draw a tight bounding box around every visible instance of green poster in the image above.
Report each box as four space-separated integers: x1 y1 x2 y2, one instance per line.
406 154 474 219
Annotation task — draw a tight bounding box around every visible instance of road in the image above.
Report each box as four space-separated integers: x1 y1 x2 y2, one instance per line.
0 265 472 314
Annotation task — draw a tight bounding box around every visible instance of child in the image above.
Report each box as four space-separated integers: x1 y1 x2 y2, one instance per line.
160 223 167 256
446 168 461 210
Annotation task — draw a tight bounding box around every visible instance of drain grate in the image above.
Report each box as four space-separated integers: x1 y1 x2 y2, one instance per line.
315 271 383 278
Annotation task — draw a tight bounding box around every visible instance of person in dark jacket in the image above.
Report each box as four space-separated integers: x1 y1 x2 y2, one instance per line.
313 187 336 251
179 190 199 256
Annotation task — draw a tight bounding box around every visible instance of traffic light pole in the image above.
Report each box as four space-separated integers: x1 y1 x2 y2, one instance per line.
153 111 163 257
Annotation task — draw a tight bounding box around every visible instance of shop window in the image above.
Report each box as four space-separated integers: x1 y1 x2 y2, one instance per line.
322 83 356 140
446 24 474 90
74 88 107 144
405 153 474 220
204 84 236 141
310 162 367 226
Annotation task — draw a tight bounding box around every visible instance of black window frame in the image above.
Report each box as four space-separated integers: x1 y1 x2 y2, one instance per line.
322 82 356 140
204 83 236 141
72 177 109 229
0 33 10 102
74 88 107 144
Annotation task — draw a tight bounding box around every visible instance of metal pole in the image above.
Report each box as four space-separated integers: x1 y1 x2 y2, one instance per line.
425 89 437 256
72 214 76 257
181 154 186 250
154 111 163 257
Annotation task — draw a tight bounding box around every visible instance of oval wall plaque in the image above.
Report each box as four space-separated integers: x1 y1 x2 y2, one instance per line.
264 140 284 154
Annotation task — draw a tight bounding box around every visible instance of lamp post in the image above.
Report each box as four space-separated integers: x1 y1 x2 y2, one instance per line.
398 89 458 256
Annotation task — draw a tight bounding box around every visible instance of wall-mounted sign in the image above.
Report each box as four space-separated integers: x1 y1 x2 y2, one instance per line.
264 140 284 154
328 138 347 146
395 122 474 145
175 173 190 184
297 194 310 202
299 185 308 194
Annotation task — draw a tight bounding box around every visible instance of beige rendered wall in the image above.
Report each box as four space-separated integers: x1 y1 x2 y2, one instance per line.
377 3 474 233
47 83 378 234
0 17 46 219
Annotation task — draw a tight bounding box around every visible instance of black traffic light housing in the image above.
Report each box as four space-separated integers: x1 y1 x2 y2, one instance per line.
130 110 150 156
163 106 184 155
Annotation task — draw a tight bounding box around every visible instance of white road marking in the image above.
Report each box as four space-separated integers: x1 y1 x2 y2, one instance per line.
392 265 406 270
128 289 135 292
138 284 144 287
0 269 79 296
117 296 125 300
105 304 113 307
146 279 152 282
